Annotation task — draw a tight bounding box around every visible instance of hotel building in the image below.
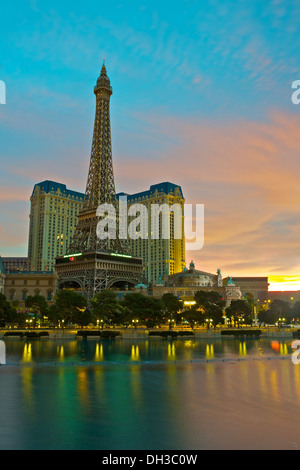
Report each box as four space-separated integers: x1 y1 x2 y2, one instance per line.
28 181 85 272
1 257 28 273
117 182 186 284
27 180 185 285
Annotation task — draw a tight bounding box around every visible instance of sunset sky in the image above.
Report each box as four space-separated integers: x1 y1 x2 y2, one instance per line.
1 0 300 290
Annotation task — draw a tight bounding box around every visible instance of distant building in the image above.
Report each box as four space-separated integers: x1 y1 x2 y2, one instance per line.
117 182 186 284
268 291 300 305
161 260 223 288
28 181 85 272
4 271 56 304
1 257 28 273
223 276 269 301
152 261 241 306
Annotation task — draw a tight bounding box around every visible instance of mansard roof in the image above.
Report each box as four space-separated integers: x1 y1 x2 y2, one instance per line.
32 181 85 200
117 182 184 202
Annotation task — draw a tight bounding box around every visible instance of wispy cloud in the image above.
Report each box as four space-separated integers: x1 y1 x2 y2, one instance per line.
114 109 300 276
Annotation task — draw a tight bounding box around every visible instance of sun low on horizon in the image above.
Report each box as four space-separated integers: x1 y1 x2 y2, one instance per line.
268 276 300 292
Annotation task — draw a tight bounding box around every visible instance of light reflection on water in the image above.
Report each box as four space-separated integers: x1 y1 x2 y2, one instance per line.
1 338 300 450
2 337 296 365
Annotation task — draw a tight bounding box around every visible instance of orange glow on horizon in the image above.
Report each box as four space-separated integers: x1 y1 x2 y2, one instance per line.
268 275 300 292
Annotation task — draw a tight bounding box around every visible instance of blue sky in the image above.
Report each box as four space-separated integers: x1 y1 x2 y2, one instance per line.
1 0 300 282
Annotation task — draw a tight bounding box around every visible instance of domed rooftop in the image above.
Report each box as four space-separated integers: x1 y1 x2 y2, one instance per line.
163 261 219 287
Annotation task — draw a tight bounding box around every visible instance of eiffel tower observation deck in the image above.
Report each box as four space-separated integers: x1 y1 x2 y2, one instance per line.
55 63 145 299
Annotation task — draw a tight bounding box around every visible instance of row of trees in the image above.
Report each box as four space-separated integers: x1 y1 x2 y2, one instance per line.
0 289 259 329
2 289 299 329
0 291 182 329
257 299 300 326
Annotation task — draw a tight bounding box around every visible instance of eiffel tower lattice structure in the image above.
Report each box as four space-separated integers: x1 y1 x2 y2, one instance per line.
55 63 145 299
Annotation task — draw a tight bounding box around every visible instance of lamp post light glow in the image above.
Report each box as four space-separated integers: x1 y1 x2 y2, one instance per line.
184 301 196 307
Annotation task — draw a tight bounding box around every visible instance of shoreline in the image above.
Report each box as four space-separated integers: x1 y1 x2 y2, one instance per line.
0 327 297 340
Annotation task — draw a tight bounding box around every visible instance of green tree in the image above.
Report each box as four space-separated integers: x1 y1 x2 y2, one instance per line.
269 300 292 323
205 303 224 329
257 309 278 326
161 293 182 329
47 303 61 327
193 291 225 328
120 293 163 328
242 292 256 323
226 300 251 328
184 305 203 329
71 307 94 329
53 290 88 326
143 297 164 328
25 294 48 329
91 290 122 328
292 301 300 323
0 293 13 327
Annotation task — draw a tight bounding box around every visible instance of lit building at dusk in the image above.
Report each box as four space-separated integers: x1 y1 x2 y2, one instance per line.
1 257 29 273
117 182 186 284
4 271 55 303
28 181 85 272
152 260 242 306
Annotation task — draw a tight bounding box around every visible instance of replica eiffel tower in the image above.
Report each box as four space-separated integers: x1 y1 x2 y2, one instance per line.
55 63 145 299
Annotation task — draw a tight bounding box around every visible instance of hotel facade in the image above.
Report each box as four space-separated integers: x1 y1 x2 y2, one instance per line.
117 182 186 284
27 179 186 286
28 181 85 272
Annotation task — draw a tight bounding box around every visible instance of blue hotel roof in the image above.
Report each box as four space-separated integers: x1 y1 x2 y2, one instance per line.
32 181 183 203
117 182 184 201
32 181 85 200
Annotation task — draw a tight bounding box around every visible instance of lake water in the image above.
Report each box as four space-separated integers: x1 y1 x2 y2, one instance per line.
1 337 300 450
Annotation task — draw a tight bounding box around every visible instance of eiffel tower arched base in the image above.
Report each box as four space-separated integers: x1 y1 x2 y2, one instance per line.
55 251 146 300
